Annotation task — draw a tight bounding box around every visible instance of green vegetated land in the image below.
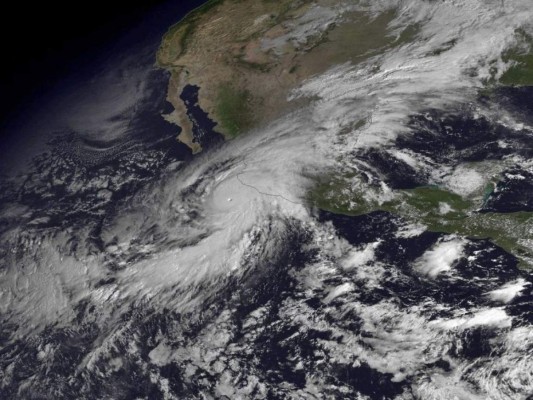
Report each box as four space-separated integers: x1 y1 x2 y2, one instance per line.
215 84 253 138
500 29 533 86
309 178 533 269
309 27 533 268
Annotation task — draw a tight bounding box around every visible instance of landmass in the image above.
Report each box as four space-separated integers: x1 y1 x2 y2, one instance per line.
310 179 533 268
157 0 416 151
158 1 533 269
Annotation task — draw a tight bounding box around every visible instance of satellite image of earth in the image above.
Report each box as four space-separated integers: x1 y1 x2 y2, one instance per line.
1 0 533 398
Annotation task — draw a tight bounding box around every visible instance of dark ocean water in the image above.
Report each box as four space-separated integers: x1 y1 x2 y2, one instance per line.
0 0 207 175
180 84 225 148
1 2 532 398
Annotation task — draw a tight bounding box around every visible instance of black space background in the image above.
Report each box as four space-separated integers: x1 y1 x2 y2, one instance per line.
0 0 176 131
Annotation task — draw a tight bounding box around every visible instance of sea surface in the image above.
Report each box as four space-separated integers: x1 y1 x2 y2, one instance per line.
0 0 206 175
